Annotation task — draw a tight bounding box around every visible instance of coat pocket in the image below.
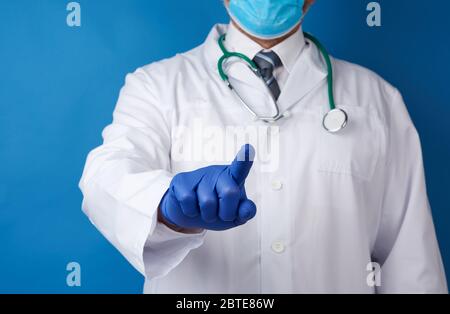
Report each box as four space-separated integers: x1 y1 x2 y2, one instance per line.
317 105 384 182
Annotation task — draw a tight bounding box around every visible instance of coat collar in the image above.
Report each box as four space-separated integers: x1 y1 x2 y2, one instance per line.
225 23 305 75
203 24 328 115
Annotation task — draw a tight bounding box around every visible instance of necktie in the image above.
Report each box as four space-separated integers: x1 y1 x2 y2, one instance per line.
253 50 282 100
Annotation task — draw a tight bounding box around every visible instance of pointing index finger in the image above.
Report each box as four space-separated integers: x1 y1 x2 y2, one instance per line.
229 144 255 185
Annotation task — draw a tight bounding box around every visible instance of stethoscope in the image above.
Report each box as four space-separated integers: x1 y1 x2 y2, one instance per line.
217 32 348 133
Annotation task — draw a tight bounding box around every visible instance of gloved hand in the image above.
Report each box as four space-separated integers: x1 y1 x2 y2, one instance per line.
160 144 257 231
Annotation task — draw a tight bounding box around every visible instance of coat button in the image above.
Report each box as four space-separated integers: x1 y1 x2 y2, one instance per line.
271 241 285 254
271 180 283 191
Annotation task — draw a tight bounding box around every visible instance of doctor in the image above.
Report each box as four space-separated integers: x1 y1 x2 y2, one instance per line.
80 0 448 293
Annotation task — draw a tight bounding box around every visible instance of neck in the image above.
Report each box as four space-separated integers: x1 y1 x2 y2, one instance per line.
231 20 300 49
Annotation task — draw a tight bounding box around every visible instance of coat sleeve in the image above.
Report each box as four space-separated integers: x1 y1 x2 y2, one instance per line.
79 68 206 279
373 89 448 293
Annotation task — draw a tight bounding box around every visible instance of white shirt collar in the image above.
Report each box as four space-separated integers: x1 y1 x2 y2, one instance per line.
225 23 306 74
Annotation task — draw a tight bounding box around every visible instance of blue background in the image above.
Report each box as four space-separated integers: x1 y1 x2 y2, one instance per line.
0 0 449 293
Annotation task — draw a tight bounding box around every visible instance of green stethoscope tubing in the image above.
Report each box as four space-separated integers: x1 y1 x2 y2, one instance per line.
218 36 258 82
303 33 336 111
217 32 337 113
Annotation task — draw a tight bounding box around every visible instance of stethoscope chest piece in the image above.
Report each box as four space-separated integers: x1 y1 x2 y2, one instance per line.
323 108 348 133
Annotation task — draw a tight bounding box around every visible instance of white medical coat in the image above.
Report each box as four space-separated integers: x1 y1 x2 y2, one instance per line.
79 24 448 294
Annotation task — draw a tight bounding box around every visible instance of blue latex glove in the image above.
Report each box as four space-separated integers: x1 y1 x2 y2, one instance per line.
160 145 257 231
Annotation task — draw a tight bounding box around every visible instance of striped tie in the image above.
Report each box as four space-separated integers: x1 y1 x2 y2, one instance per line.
253 50 282 100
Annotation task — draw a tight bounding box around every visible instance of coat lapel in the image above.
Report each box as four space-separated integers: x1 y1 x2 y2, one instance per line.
277 39 328 114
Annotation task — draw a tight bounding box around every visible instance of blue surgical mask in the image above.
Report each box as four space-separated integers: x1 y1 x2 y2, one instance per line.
228 0 305 40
